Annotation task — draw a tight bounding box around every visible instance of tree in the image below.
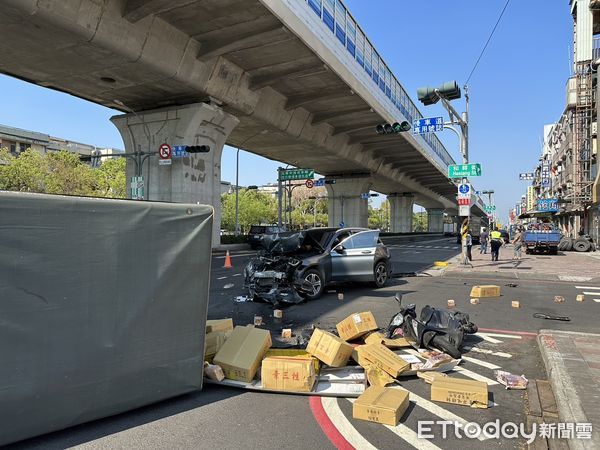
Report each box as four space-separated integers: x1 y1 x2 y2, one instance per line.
221 189 278 234
368 200 389 230
413 211 428 232
0 148 126 198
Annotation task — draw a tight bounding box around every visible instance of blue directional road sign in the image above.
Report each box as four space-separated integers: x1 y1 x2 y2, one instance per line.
413 116 444 135
315 178 325 187
458 184 471 195
172 145 189 158
339 221 345 228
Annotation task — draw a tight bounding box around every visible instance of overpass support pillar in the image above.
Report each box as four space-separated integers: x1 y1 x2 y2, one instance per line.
388 194 414 233
427 208 445 233
326 177 372 228
111 103 239 248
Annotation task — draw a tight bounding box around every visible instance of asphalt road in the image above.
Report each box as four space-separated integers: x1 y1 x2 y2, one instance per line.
10 236 597 449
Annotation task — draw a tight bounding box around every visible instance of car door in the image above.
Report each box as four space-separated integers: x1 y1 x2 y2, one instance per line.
331 230 378 281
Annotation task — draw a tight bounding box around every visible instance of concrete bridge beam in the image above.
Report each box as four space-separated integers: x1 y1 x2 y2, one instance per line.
111 102 239 247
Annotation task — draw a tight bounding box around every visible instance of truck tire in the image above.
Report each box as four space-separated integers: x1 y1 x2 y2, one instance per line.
573 239 591 252
549 246 558 255
559 237 572 252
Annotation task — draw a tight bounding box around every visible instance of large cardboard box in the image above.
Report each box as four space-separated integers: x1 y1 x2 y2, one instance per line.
204 331 230 362
353 386 409 426
336 312 378 341
261 356 316 392
470 285 501 298
364 331 410 348
213 326 272 382
265 349 320 372
306 328 353 367
358 343 410 377
206 318 234 333
431 377 488 408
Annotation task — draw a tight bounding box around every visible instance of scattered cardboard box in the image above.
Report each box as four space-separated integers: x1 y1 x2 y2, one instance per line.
306 328 354 367
274 309 283 319
364 331 410 348
281 328 292 339
203 362 225 381
447 299 455 308
254 315 263 326
204 331 230 363
470 298 480 305
554 296 565 303
336 312 378 341
265 349 320 372
353 386 409 426
576 294 585 302
261 356 316 392
417 371 448 384
338 293 344 301
470 285 501 298
206 318 234 333
431 377 488 408
213 326 272 382
357 343 410 377
511 300 520 308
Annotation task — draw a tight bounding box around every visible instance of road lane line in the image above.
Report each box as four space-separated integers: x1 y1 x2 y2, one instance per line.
461 356 502 370
477 332 521 340
452 366 499 385
463 346 512 358
233 273 242 277
217 276 227 280
321 398 378 449
476 334 503 344
582 292 600 296
345 398 441 449
309 397 354 450
387 389 489 441
594 299 600 303
574 286 600 290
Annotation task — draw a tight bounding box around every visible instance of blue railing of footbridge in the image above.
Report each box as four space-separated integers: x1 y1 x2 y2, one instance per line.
301 0 456 170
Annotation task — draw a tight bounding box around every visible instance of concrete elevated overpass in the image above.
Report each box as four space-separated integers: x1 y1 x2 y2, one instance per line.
0 0 486 244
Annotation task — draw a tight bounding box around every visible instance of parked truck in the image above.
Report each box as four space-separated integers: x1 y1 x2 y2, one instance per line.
522 223 561 255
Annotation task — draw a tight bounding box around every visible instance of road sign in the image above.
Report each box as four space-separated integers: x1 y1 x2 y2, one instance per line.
448 163 482 178
457 183 471 201
130 176 144 200
458 198 471 206
484 205 496 213
305 179 314 189
519 172 534 181
412 116 444 134
314 178 324 187
158 143 172 166
172 145 189 158
279 168 315 181
360 193 371 199
458 205 471 216
339 221 345 228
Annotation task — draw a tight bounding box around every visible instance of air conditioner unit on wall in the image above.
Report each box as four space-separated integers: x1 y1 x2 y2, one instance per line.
593 122 597 136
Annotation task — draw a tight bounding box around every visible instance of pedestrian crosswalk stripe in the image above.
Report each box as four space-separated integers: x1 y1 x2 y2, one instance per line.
321 398 378 449
575 286 600 290
594 299 600 303
478 332 522 340
463 346 512 359
452 366 499 385
461 356 502 370
583 292 600 296
477 334 503 344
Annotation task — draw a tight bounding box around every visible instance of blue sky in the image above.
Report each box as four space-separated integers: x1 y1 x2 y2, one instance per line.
0 0 572 221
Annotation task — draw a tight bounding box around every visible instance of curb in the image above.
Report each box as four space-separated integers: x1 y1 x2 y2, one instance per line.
537 330 600 448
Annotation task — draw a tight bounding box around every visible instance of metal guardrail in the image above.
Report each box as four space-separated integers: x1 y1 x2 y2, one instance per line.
300 0 455 169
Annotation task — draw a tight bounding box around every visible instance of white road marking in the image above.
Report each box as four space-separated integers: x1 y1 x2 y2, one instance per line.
390 389 489 442
463 346 512 358
461 356 501 370
233 273 242 277
478 332 521 340
476 334 503 344
574 286 600 290
345 398 442 449
583 292 600 296
320 398 378 450
594 299 600 303
452 366 499 385
217 276 227 280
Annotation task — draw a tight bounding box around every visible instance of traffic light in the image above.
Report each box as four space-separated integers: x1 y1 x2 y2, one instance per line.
375 121 411 135
324 179 336 184
185 145 210 153
417 81 462 106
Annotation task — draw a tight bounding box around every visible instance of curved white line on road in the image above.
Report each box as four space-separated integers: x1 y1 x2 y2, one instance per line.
345 398 442 450
320 397 378 450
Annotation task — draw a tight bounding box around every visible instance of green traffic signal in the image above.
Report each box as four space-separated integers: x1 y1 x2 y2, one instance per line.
375 121 411 135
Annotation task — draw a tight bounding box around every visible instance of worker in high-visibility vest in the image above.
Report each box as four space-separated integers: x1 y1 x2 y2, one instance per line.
490 228 503 262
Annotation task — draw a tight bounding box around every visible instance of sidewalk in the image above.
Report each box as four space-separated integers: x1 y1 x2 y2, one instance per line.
538 330 600 448
443 246 600 282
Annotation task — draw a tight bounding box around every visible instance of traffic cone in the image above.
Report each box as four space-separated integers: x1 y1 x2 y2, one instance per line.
223 250 232 269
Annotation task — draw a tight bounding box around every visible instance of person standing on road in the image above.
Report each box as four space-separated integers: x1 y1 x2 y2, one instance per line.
512 227 524 260
490 228 502 261
466 229 473 262
480 228 489 254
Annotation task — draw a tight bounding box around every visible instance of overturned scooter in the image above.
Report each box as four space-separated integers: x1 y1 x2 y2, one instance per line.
386 294 478 359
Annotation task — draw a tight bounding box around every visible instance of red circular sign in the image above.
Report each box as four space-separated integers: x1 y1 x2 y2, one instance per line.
305 179 314 189
158 143 172 160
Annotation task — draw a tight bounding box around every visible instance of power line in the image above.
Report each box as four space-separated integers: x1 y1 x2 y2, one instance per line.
465 0 512 85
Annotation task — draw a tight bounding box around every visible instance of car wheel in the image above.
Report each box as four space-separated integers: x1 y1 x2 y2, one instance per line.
373 261 388 288
302 269 324 300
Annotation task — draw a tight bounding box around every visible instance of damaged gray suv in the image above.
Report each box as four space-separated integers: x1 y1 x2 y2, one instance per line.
244 227 391 305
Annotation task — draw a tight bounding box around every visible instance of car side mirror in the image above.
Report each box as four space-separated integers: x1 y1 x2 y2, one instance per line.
334 245 344 254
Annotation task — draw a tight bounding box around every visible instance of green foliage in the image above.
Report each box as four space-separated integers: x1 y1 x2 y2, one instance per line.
368 200 390 230
0 148 126 198
221 189 278 234
413 211 428 232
